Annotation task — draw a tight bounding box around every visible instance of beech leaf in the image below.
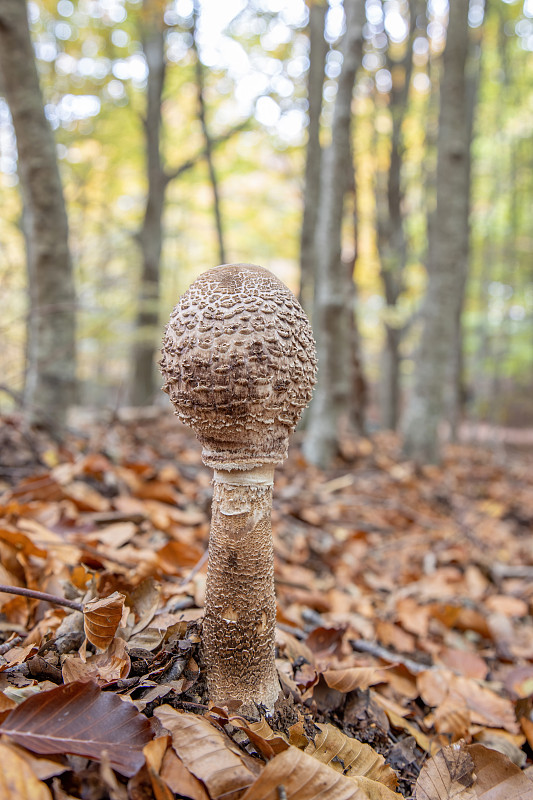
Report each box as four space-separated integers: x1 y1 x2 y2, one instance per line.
0 680 152 776
304 723 398 790
83 591 127 650
240 747 401 800
415 742 533 799
0 740 52 800
154 705 258 800
414 743 476 799
322 667 388 693
467 743 533 799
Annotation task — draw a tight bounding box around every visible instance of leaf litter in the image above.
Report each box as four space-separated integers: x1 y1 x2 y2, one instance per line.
0 410 532 798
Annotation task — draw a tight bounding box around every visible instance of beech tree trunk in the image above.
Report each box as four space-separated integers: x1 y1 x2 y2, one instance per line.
448 45 481 439
131 0 166 406
130 1 248 405
376 0 420 430
0 0 76 430
299 1 328 314
402 0 471 463
303 0 365 469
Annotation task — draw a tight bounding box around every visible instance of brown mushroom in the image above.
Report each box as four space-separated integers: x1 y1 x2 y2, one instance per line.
160 264 316 712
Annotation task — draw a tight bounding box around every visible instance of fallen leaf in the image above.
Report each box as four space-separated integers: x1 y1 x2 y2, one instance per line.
414 742 475 799
154 705 258 800
0 680 152 776
62 637 130 683
418 669 519 733
467 742 533 798
305 723 397 790
240 746 401 800
0 739 52 800
322 667 387 693
159 748 210 800
83 591 127 650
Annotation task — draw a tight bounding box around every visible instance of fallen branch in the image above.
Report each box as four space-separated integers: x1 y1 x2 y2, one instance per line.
0 584 83 613
350 638 431 675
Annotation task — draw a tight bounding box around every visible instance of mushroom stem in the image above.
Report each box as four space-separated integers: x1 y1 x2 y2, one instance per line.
204 466 278 712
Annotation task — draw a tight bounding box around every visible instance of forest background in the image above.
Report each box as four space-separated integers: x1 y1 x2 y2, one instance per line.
0 0 532 467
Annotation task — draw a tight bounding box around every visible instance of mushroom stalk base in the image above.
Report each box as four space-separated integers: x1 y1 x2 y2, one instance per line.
203 466 279 713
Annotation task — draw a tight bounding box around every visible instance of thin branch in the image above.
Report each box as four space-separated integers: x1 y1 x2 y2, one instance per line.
192 2 226 263
164 118 251 185
0 585 83 613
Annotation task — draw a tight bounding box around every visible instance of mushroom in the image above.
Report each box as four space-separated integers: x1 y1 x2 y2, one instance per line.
160 264 316 713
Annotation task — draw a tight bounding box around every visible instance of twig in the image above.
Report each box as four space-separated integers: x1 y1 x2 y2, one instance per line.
350 639 431 675
0 585 83 613
179 548 209 586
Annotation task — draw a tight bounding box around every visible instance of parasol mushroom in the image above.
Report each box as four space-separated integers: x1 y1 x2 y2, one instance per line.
160 263 316 713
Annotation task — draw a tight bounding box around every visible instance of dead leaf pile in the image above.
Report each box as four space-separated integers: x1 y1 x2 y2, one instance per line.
0 411 532 798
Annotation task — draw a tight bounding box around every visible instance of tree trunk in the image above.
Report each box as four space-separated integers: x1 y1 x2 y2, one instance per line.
131 0 167 406
448 38 482 440
376 0 420 430
299 1 328 314
0 0 76 431
130 2 248 405
402 0 471 463
303 0 365 469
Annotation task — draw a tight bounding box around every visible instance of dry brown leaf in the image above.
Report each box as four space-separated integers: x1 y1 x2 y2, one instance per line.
414 742 476 799
322 667 387 693
83 591 126 650
0 692 16 712
154 705 258 800
437 648 488 680
143 736 170 772
425 697 471 742
396 597 430 637
130 577 161 634
371 693 433 753
521 716 533 750
159 748 210 800
87 522 137 548
0 740 52 800
62 637 130 684
240 746 401 800
305 723 397 790
0 679 152 776
417 670 519 733
0 738 67 780
232 717 290 758
376 621 416 653
467 743 533 798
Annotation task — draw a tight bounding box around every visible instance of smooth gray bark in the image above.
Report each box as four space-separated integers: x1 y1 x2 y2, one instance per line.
402 0 471 463
0 0 76 430
448 43 481 439
303 0 365 469
131 0 166 406
376 0 420 430
299 1 328 314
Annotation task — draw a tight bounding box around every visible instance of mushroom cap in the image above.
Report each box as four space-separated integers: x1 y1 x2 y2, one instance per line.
160 264 317 469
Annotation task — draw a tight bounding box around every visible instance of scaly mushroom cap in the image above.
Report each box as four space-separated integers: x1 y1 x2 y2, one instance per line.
160 264 317 469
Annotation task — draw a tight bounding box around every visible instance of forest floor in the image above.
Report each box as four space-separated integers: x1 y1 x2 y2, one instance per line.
0 410 532 799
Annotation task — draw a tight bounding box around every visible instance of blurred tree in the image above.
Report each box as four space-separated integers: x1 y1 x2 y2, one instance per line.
402 0 472 463
375 0 422 431
298 0 328 314
0 0 76 431
303 0 366 468
131 0 248 405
